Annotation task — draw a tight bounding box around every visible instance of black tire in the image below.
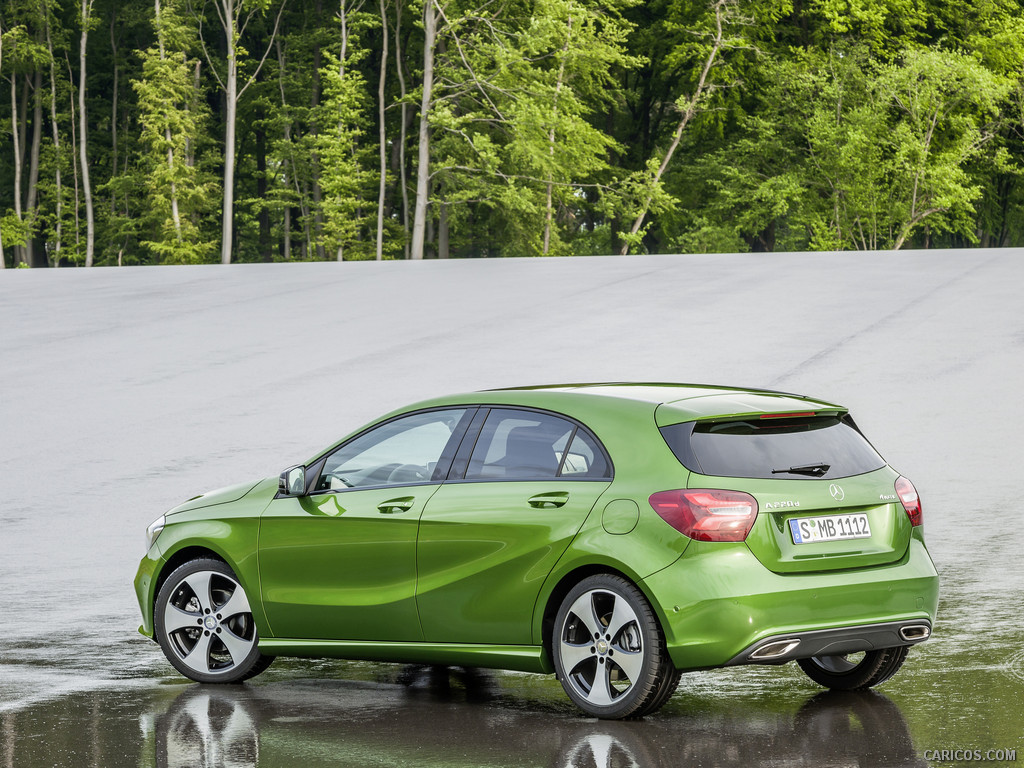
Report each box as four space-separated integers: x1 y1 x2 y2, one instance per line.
154 558 273 684
797 646 909 690
637 664 682 717
552 574 676 719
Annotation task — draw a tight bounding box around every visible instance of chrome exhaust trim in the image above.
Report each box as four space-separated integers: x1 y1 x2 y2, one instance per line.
898 624 931 641
749 639 801 660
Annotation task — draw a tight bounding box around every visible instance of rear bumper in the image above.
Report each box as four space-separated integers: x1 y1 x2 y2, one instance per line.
641 533 939 672
725 619 931 666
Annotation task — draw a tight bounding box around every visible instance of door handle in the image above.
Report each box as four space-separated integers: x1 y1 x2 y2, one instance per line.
377 496 415 514
528 492 569 509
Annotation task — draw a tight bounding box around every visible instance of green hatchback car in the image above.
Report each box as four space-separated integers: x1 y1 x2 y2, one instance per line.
135 383 938 719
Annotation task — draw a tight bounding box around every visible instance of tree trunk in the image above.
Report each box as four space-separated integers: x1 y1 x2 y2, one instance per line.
300 179 312 258
220 0 238 264
26 68 43 266
256 116 271 260
9 74 24 266
189 60 201 166
311 0 325 260
438 201 448 259
49 51 61 257
375 0 389 261
67 61 82 254
0 29 5 269
110 14 119 213
80 0 96 266
282 206 291 259
18 75 28 173
410 0 436 260
276 38 294 260
424 201 434 259
543 18 571 256
393 0 410 257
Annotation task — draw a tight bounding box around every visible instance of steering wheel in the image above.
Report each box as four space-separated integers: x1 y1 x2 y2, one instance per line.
386 464 429 484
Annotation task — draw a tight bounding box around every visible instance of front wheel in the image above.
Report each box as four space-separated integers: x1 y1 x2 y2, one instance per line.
552 574 678 719
797 646 909 690
154 558 273 684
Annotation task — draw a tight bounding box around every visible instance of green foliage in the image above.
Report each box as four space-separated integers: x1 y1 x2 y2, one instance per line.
3 0 1024 265
677 43 1014 251
128 0 219 263
315 4 376 260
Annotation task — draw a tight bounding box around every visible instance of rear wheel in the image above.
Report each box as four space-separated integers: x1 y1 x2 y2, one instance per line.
552 574 677 719
154 558 273 684
797 646 909 690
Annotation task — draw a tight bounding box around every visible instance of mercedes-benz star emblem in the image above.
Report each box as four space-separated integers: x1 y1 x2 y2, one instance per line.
829 484 845 501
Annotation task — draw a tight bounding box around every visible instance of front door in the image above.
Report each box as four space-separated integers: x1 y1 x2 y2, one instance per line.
259 407 472 641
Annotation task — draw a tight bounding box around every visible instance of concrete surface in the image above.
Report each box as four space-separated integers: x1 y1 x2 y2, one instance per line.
1 251 1022 766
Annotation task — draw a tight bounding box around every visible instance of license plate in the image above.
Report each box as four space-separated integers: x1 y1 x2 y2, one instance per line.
789 513 871 544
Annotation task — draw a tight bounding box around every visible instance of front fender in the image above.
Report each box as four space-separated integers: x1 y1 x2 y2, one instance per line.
135 485 274 641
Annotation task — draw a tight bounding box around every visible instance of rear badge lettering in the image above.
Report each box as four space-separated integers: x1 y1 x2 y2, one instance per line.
879 493 897 501
764 501 800 510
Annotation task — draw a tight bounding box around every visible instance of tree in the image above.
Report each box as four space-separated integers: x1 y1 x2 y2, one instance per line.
195 0 283 263
879 49 1010 249
409 0 437 260
316 0 374 259
131 0 217 262
497 0 638 256
78 0 96 265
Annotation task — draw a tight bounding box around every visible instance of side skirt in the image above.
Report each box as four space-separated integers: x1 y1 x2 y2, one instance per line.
258 639 552 674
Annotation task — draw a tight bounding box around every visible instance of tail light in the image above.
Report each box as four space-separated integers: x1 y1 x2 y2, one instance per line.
648 489 758 542
895 476 922 526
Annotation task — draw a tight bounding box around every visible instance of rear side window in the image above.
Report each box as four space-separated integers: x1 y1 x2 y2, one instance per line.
661 415 886 480
465 408 612 480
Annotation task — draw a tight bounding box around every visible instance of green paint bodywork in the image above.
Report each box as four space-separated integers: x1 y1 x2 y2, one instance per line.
135 383 939 677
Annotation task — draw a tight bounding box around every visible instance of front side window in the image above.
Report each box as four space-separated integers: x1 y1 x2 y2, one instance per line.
465 409 611 480
316 409 469 491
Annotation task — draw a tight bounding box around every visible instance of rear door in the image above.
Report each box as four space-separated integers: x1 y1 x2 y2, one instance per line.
416 407 612 644
661 414 911 573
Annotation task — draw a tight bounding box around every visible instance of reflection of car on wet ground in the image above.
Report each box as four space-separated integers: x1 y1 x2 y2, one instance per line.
152 676 927 768
134 383 939 719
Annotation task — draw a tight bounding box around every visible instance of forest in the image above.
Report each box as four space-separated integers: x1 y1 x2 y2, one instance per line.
2 0 1023 267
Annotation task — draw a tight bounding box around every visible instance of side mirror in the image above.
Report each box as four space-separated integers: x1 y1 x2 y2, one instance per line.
279 465 306 496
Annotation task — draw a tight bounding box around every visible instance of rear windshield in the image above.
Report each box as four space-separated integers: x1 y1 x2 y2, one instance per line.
660 415 886 480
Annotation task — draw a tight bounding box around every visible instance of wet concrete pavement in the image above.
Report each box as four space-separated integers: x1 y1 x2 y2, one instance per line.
1 251 1022 766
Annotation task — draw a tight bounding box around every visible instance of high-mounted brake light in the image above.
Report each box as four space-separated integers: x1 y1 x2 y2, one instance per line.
895 476 922 527
760 412 816 419
649 489 759 542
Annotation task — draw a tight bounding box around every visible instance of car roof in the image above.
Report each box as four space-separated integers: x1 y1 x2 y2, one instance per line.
315 383 848 465
421 382 846 424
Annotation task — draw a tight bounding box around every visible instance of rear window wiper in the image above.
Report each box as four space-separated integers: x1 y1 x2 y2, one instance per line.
771 463 830 477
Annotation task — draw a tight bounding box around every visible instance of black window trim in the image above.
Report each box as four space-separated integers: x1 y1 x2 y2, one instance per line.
444 404 614 484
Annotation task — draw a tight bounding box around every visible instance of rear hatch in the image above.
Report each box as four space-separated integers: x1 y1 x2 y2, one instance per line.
660 412 912 573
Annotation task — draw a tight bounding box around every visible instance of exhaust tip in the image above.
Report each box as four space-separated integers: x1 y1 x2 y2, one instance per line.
749 639 800 660
899 624 931 642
